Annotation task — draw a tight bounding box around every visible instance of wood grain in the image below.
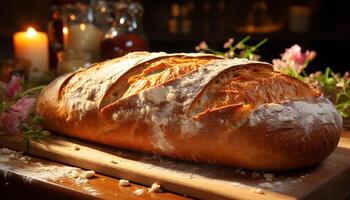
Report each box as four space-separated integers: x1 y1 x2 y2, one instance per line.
0 131 350 200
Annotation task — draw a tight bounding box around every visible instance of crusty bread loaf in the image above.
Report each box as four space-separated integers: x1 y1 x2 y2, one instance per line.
36 52 342 170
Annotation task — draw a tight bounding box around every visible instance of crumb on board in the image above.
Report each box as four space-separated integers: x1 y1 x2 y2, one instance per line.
83 170 95 179
255 188 264 194
133 189 145 196
119 179 130 187
149 183 162 193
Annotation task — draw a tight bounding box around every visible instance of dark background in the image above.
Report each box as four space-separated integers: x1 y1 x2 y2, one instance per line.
0 0 349 73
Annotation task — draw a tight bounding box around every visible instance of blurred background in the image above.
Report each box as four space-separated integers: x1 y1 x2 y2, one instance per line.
0 0 349 74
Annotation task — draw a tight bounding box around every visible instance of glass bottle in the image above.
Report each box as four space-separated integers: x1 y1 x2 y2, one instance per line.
100 0 148 60
48 5 64 69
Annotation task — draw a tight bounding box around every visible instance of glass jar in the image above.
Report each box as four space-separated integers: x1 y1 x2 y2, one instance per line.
100 0 148 60
58 2 103 74
62 3 103 54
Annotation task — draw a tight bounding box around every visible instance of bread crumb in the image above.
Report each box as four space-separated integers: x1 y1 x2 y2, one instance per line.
149 183 162 193
119 179 130 186
263 173 274 182
255 188 264 194
133 189 144 196
18 156 31 164
83 170 95 179
8 154 16 159
73 145 80 151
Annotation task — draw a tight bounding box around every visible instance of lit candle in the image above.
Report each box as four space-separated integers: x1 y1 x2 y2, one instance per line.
63 26 68 49
13 27 49 76
64 23 102 53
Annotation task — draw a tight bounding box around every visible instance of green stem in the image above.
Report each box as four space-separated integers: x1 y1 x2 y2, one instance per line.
239 35 251 45
251 38 268 51
205 48 225 56
20 85 45 97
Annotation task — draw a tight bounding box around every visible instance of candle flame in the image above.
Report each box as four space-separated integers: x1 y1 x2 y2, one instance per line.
63 27 68 34
80 23 86 31
27 27 37 38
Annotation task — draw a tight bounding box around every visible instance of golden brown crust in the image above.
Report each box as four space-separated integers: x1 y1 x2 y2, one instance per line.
36 52 342 171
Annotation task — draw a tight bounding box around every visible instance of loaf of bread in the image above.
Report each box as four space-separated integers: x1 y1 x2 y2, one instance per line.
36 52 342 170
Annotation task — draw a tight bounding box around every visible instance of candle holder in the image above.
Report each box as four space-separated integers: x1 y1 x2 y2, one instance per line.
0 58 31 83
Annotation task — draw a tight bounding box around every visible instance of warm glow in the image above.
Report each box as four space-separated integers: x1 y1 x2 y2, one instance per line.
26 27 37 38
80 23 86 31
63 27 68 34
119 17 125 24
70 14 76 21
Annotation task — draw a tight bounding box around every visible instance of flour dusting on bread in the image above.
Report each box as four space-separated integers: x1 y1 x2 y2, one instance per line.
249 98 342 134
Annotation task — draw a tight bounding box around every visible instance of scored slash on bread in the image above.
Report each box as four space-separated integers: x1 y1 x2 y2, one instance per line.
37 52 342 171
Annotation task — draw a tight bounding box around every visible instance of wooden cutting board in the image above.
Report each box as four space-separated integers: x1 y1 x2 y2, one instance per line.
0 132 350 200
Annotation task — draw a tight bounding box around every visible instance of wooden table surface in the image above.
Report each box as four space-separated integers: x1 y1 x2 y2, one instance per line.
0 151 191 200
1 130 349 200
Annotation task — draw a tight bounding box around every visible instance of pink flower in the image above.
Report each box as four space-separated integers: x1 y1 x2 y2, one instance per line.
306 50 317 61
281 45 301 62
273 44 317 73
0 97 35 134
7 76 22 98
0 112 19 134
9 97 36 120
199 41 207 49
196 41 208 51
223 38 234 49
